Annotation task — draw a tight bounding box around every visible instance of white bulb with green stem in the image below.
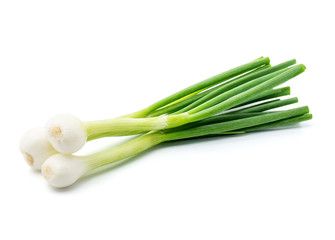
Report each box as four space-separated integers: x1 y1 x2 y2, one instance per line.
44 57 272 154
45 61 303 154
41 106 312 188
45 113 171 154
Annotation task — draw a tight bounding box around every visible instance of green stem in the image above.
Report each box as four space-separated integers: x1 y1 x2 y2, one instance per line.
186 68 287 115
187 64 305 122
163 106 309 140
84 63 304 139
83 110 311 171
88 97 299 139
89 96 298 140
165 112 267 132
233 86 291 108
234 97 298 113
84 116 168 139
148 90 208 117
149 65 272 117
85 133 164 170
166 113 313 139
131 57 270 117
174 59 296 114
241 114 312 132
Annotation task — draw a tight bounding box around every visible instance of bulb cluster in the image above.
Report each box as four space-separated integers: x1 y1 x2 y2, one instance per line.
19 114 90 187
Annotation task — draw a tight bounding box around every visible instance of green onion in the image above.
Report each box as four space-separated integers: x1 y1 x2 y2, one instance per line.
164 106 309 139
129 57 270 118
234 97 298 113
44 63 305 154
232 86 291 108
172 59 296 114
20 56 312 187
240 113 312 132
41 106 310 188
187 64 305 122
148 64 273 117
44 58 272 153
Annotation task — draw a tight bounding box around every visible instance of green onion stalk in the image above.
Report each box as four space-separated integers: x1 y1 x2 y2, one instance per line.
21 57 274 168
41 106 312 188
44 58 304 154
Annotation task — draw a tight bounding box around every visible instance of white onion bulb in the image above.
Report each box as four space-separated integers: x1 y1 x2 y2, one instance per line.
41 154 88 188
19 128 58 170
45 114 87 154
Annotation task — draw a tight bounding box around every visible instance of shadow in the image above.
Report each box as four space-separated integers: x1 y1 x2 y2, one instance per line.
29 168 42 175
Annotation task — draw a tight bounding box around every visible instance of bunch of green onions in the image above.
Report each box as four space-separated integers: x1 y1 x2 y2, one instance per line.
19 57 312 188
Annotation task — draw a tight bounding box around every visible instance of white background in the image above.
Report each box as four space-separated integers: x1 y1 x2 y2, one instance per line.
0 1 334 239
